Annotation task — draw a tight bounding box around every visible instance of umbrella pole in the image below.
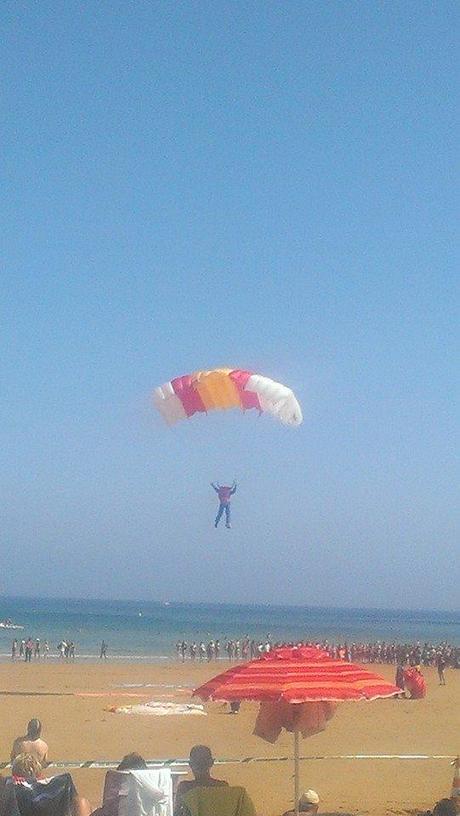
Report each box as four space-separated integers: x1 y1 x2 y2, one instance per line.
294 729 300 816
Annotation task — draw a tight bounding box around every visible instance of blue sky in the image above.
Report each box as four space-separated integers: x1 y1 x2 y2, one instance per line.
2 2 458 608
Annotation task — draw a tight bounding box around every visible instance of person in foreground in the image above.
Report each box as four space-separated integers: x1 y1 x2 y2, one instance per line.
174 746 228 815
174 744 255 815
281 789 320 816
90 753 152 816
2 753 91 816
11 719 49 766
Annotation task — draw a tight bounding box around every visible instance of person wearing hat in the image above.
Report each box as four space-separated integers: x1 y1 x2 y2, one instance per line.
281 789 320 816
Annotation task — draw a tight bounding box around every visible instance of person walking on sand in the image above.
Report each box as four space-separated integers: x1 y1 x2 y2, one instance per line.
436 652 447 685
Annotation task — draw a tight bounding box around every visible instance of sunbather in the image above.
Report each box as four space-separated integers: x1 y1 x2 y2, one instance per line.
116 753 147 771
91 754 170 816
11 719 49 766
91 753 149 815
173 746 228 815
8 753 91 816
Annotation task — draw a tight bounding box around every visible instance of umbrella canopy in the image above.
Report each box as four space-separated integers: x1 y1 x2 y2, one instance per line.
193 646 400 704
193 647 400 816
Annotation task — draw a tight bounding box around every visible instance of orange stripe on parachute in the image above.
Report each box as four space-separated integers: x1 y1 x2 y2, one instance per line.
193 369 242 411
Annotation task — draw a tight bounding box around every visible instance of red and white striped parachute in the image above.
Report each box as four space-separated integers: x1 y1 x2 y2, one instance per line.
153 368 302 427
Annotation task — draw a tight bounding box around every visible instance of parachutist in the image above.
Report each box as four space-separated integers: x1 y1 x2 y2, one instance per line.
211 482 237 528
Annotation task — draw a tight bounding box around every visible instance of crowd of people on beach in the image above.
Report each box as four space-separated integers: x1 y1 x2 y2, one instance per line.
1 720 459 816
10 634 459 671
11 638 76 662
174 636 460 669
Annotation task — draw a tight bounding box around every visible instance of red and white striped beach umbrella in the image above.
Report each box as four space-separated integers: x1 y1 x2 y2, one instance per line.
194 645 399 703
193 646 399 816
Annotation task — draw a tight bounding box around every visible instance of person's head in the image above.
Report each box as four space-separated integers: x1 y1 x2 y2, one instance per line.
11 754 42 778
26 719 42 740
298 790 320 813
189 745 214 778
433 799 457 816
117 753 147 771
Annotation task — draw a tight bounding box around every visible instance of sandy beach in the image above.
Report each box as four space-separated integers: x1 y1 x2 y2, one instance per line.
0 660 457 815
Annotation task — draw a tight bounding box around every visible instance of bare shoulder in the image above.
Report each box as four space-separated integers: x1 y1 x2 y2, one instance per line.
36 739 49 759
11 736 25 757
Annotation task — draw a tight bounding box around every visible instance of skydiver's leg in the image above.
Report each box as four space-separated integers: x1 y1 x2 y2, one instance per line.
225 504 231 528
215 504 224 527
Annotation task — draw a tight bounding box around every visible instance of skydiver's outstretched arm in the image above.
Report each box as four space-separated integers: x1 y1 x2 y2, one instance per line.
230 482 237 495
211 483 220 492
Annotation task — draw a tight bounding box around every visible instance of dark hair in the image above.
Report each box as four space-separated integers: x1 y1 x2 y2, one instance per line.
26 719 41 740
117 753 147 771
189 745 213 772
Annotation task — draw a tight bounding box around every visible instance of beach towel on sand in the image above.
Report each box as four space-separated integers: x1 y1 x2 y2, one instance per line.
6 773 76 815
182 785 256 816
118 769 173 816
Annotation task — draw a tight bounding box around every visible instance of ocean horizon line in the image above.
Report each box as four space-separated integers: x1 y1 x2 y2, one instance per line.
1 594 459 617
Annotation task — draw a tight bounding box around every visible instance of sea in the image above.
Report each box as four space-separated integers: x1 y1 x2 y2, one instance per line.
0 597 458 661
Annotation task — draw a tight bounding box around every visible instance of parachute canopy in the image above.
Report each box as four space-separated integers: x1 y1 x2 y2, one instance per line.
153 368 302 427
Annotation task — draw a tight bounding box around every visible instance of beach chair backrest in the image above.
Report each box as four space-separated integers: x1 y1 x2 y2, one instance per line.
13 773 76 815
182 785 256 816
102 769 174 816
0 779 21 816
102 770 128 811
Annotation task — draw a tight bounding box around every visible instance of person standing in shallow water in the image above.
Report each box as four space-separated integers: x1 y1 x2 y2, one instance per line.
25 637 33 662
100 640 108 659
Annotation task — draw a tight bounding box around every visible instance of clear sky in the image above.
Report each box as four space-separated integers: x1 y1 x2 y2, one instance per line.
2 2 458 609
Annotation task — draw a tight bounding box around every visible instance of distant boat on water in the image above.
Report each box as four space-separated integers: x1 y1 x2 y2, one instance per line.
0 619 24 630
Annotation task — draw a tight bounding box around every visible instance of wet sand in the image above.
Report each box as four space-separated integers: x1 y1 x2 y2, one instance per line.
0 661 457 815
